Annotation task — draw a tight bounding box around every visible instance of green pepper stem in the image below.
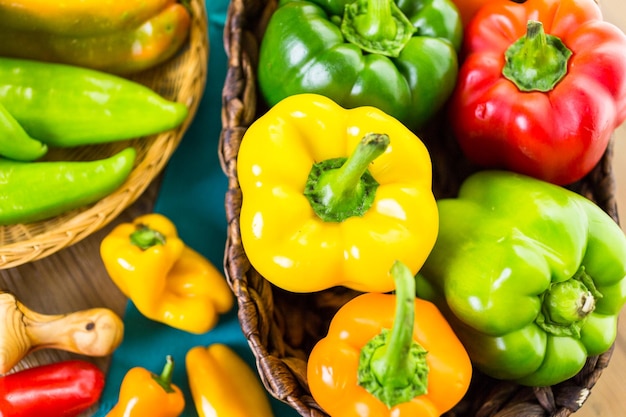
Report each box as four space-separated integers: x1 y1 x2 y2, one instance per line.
304 133 389 222
153 355 176 394
536 266 601 338
502 20 572 92
357 261 429 408
373 261 417 380
130 223 167 250
341 0 416 57
354 0 397 41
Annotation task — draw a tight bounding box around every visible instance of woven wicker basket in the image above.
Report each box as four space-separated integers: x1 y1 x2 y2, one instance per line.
219 0 620 416
0 0 208 269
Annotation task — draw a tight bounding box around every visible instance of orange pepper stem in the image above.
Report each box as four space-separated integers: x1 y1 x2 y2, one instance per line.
153 355 176 394
357 260 429 408
304 133 389 222
502 20 572 92
130 223 167 250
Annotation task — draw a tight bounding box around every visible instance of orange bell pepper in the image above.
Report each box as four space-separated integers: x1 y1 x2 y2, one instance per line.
100 213 234 334
307 261 472 416
105 355 184 417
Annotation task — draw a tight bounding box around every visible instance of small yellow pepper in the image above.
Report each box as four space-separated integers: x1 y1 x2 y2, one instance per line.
237 93 438 293
106 355 185 417
185 343 275 417
100 213 234 334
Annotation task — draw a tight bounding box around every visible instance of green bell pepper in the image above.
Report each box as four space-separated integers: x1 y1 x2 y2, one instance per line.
415 171 626 387
257 0 462 132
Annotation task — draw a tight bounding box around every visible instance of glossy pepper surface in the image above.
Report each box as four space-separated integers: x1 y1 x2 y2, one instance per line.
0 360 105 417
258 0 462 132
186 344 274 417
237 93 438 293
448 0 626 185
0 2 191 75
0 0 175 36
100 213 234 334
0 101 47 162
0 147 136 225
0 57 188 147
416 171 626 386
105 355 184 417
307 261 472 416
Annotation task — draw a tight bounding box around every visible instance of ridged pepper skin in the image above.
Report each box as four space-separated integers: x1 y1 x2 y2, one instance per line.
307 261 472 416
0 3 191 75
237 93 438 293
0 57 188 147
0 102 47 162
448 0 626 185
185 344 274 417
0 147 136 225
0 0 176 36
416 171 626 387
0 360 105 417
106 356 184 417
258 0 461 132
100 213 234 334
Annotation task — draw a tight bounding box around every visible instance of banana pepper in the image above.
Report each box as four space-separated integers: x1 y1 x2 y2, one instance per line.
186 344 274 417
307 261 472 416
416 171 626 386
237 93 438 293
100 213 234 334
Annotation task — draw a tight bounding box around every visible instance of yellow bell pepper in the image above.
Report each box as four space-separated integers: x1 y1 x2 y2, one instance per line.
185 343 274 417
237 93 438 293
106 355 185 417
100 213 234 334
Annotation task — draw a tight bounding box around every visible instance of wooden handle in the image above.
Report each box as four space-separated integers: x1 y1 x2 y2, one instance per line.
0 291 124 374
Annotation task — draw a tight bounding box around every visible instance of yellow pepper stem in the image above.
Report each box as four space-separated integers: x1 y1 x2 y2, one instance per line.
357 260 429 408
304 133 389 222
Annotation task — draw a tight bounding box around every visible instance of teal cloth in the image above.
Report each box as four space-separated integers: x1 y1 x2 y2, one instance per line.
94 2 301 416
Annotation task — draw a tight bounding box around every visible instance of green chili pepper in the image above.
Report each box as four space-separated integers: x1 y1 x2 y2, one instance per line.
0 102 47 161
415 170 626 387
0 57 188 147
0 147 137 225
257 0 462 132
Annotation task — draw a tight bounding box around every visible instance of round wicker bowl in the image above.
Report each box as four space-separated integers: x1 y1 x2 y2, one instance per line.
219 0 620 416
0 0 208 269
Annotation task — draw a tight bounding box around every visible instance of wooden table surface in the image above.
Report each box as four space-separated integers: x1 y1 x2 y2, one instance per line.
1 1 625 416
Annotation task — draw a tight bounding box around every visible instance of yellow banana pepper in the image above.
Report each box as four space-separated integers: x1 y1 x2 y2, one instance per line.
237 93 438 293
100 213 234 334
185 343 274 417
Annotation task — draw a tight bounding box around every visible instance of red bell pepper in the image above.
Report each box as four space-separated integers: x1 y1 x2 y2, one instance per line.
447 0 626 185
0 360 105 417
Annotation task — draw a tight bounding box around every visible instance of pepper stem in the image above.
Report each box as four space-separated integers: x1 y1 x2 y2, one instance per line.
130 223 167 250
536 266 602 337
304 133 389 222
502 20 572 92
152 355 176 394
357 261 429 408
341 0 416 57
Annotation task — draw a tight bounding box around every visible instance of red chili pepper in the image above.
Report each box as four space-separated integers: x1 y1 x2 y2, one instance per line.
0 359 105 417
